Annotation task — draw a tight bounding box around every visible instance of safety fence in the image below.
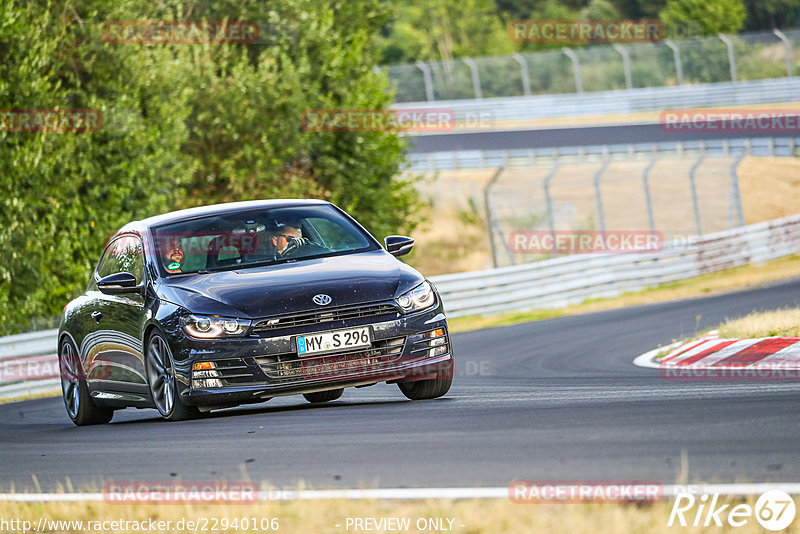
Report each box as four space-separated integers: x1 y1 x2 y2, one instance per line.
387 29 800 103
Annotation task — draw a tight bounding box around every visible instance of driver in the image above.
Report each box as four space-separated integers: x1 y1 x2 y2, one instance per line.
163 236 184 273
272 222 309 257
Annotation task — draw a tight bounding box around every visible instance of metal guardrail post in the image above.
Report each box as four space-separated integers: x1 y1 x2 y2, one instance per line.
542 163 561 235
729 151 747 228
718 34 738 83
462 57 483 99
664 40 683 86
613 44 633 90
483 167 505 268
415 61 435 102
511 53 532 96
593 157 610 233
642 156 659 233
689 151 706 235
773 29 793 77
562 48 584 93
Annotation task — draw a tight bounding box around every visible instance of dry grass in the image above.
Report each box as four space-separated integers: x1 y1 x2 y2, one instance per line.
405 203 491 275
718 308 800 339
2 496 797 533
738 157 800 224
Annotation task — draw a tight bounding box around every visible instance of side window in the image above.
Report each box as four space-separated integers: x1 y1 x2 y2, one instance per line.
96 235 144 283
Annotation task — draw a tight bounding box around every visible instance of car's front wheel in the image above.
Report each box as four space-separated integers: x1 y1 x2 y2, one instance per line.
303 388 344 403
59 338 113 426
146 330 200 421
397 365 453 400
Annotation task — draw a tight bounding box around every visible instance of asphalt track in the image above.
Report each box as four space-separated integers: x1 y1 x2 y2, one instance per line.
2 278 800 492
408 123 771 153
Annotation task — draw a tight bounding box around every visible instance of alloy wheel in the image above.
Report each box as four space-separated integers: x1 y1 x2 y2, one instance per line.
60 342 80 419
147 335 175 416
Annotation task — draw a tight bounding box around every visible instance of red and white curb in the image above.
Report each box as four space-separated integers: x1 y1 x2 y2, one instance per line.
633 331 800 373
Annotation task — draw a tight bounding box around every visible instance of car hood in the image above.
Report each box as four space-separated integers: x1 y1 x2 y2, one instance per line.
156 250 424 319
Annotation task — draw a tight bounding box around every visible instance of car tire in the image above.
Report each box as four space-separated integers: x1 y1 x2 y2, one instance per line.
59 338 114 426
303 388 344 403
145 329 201 422
397 365 453 400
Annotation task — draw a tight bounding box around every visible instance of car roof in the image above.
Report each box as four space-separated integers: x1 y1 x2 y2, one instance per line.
118 199 332 233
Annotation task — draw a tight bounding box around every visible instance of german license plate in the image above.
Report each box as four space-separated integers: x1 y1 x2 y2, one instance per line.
296 326 371 356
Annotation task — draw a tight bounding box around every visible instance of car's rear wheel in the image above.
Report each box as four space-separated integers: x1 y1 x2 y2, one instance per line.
59 338 113 426
146 330 200 421
303 388 344 403
397 366 453 400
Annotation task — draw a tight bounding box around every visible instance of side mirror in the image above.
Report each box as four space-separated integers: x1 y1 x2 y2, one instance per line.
97 272 141 295
385 235 414 257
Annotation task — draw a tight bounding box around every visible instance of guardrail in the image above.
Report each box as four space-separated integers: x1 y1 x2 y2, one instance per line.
393 78 800 125
432 214 800 317
2 214 799 396
409 137 800 171
0 329 60 400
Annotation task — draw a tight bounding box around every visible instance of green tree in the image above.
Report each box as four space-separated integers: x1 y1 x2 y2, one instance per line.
742 0 800 30
0 0 195 332
660 0 746 35
379 0 514 64
0 0 418 333
581 0 623 19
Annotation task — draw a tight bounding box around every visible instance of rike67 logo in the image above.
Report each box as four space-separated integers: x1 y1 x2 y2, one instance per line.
668 490 796 530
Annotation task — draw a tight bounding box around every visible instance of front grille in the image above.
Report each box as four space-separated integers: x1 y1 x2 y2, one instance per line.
254 336 406 383
251 302 399 332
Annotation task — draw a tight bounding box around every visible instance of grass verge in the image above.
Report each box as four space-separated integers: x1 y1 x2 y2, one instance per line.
717 308 800 339
2 496 798 534
0 389 61 405
448 254 800 334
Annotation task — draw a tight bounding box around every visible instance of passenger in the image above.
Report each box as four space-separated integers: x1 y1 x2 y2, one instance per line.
164 236 184 273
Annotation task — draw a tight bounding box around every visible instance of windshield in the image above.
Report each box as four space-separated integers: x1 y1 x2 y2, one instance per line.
150 204 378 276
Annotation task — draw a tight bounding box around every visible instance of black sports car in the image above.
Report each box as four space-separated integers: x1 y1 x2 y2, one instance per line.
58 200 453 425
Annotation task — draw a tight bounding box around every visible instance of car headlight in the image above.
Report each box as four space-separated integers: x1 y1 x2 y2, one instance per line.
395 281 436 313
182 315 251 338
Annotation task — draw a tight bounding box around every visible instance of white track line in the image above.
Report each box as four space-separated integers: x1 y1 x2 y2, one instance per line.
632 341 682 369
4 484 800 501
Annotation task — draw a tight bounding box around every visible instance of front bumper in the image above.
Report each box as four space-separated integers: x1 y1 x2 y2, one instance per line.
169 302 453 407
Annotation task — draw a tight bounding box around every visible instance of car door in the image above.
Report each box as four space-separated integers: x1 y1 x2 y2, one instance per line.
84 234 150 396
